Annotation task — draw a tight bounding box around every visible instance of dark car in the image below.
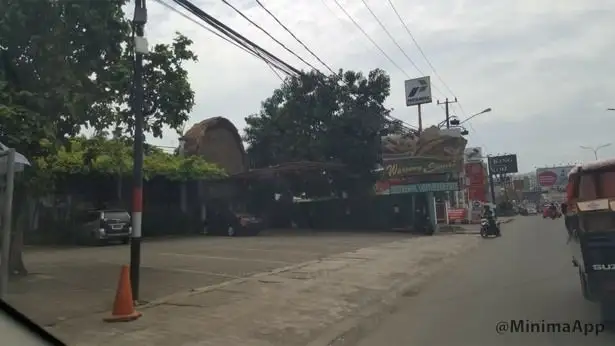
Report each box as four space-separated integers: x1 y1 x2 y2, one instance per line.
205 204 265 237
73 209 132 245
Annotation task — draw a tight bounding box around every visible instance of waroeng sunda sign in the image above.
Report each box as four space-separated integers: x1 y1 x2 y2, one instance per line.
382 157 460 178
380 126 467 179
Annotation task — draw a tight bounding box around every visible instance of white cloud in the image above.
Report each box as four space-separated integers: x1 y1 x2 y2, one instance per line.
141 0 615 172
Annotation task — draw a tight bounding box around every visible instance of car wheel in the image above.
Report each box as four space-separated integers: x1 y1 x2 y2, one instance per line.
122 237 130 245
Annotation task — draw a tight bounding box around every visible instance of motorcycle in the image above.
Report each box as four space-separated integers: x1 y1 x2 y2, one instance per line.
480 218 501 238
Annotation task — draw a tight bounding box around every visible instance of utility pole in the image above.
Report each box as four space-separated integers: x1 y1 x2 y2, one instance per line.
437 98 458 206
437 98 458 129
0 149 15 300
487 156 497 204
131 0 148 302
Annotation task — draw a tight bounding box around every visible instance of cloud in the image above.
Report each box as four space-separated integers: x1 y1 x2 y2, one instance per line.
141 0 615 172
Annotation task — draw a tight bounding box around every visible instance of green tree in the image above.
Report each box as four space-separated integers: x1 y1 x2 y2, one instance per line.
244 69 392 184
37 136 226 181
0 0 197 275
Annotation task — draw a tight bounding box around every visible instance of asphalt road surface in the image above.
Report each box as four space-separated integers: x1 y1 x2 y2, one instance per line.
354 216 615 346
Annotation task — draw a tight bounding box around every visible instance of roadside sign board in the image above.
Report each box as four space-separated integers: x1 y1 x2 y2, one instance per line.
535 166 574 188
387 181 459 195
488 154 518 174
404 76 432 106
464 147 483 163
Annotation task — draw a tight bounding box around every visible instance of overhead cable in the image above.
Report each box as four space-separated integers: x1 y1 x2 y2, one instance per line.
220 0 324 74
254 0 336 75
329 0 410 78
171 0 303 77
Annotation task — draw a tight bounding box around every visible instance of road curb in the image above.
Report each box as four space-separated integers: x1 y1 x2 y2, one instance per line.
305 239 481 346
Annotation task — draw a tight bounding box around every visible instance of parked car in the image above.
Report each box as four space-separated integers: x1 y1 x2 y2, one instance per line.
73 209 132 245
527 207 537 215
205 203 265 237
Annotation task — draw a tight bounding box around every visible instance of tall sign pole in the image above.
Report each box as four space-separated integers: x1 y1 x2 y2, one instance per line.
131 0 148 302
417 104 423 133
404 76 432 134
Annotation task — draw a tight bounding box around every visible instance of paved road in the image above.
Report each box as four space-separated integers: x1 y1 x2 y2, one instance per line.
354 216 615 345
5 230 411 327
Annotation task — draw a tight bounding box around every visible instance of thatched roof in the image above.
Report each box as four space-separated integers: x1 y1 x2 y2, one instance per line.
182 117 248 175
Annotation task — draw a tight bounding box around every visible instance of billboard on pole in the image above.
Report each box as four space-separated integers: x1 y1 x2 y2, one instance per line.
536 166 574 188
488 154 519 174
464 147 483 163
404 76 432 106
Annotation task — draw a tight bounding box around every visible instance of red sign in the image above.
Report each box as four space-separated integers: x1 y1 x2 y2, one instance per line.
468 186 486 202
465 163 486 202
538 171 558 187
448 208 467 222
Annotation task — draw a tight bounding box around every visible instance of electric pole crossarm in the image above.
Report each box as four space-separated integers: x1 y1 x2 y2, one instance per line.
437 98 458 129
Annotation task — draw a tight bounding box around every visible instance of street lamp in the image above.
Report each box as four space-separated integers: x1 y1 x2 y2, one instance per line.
459 108 492 125
580 143 611 160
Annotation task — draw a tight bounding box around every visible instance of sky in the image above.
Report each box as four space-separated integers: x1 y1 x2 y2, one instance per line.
137 0 615 173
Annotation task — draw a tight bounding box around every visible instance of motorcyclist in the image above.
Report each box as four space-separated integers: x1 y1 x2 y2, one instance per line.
549 203 557 217
482 205 497 231
560 202 568 215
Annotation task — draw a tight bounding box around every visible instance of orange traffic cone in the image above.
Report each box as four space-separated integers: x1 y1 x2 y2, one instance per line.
103 265 142 322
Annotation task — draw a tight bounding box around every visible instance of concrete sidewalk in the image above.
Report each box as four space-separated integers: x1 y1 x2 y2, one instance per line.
47 234 480 346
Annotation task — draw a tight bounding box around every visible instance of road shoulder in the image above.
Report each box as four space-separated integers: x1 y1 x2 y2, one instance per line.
48 234 480 346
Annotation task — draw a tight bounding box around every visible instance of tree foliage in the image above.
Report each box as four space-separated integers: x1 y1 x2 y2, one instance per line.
244 69 393 179
36 136 227 181
0 0 198 275
0 0 197 157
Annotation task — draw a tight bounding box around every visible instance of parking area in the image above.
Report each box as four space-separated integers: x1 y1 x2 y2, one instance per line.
5 230 412 326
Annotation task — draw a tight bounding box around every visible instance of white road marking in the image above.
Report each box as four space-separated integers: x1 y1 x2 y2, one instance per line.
158 252 294 265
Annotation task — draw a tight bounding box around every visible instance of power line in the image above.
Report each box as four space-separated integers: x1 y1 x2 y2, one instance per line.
359 0 424 76
172 0 413 135
386 0 457 100
254 0 336 75
170 0 303 77
220 0 324 74
154 0 285 81
360 0 449 99
329 0 410 78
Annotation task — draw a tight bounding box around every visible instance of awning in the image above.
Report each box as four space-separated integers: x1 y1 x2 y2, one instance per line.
0 142 31 173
